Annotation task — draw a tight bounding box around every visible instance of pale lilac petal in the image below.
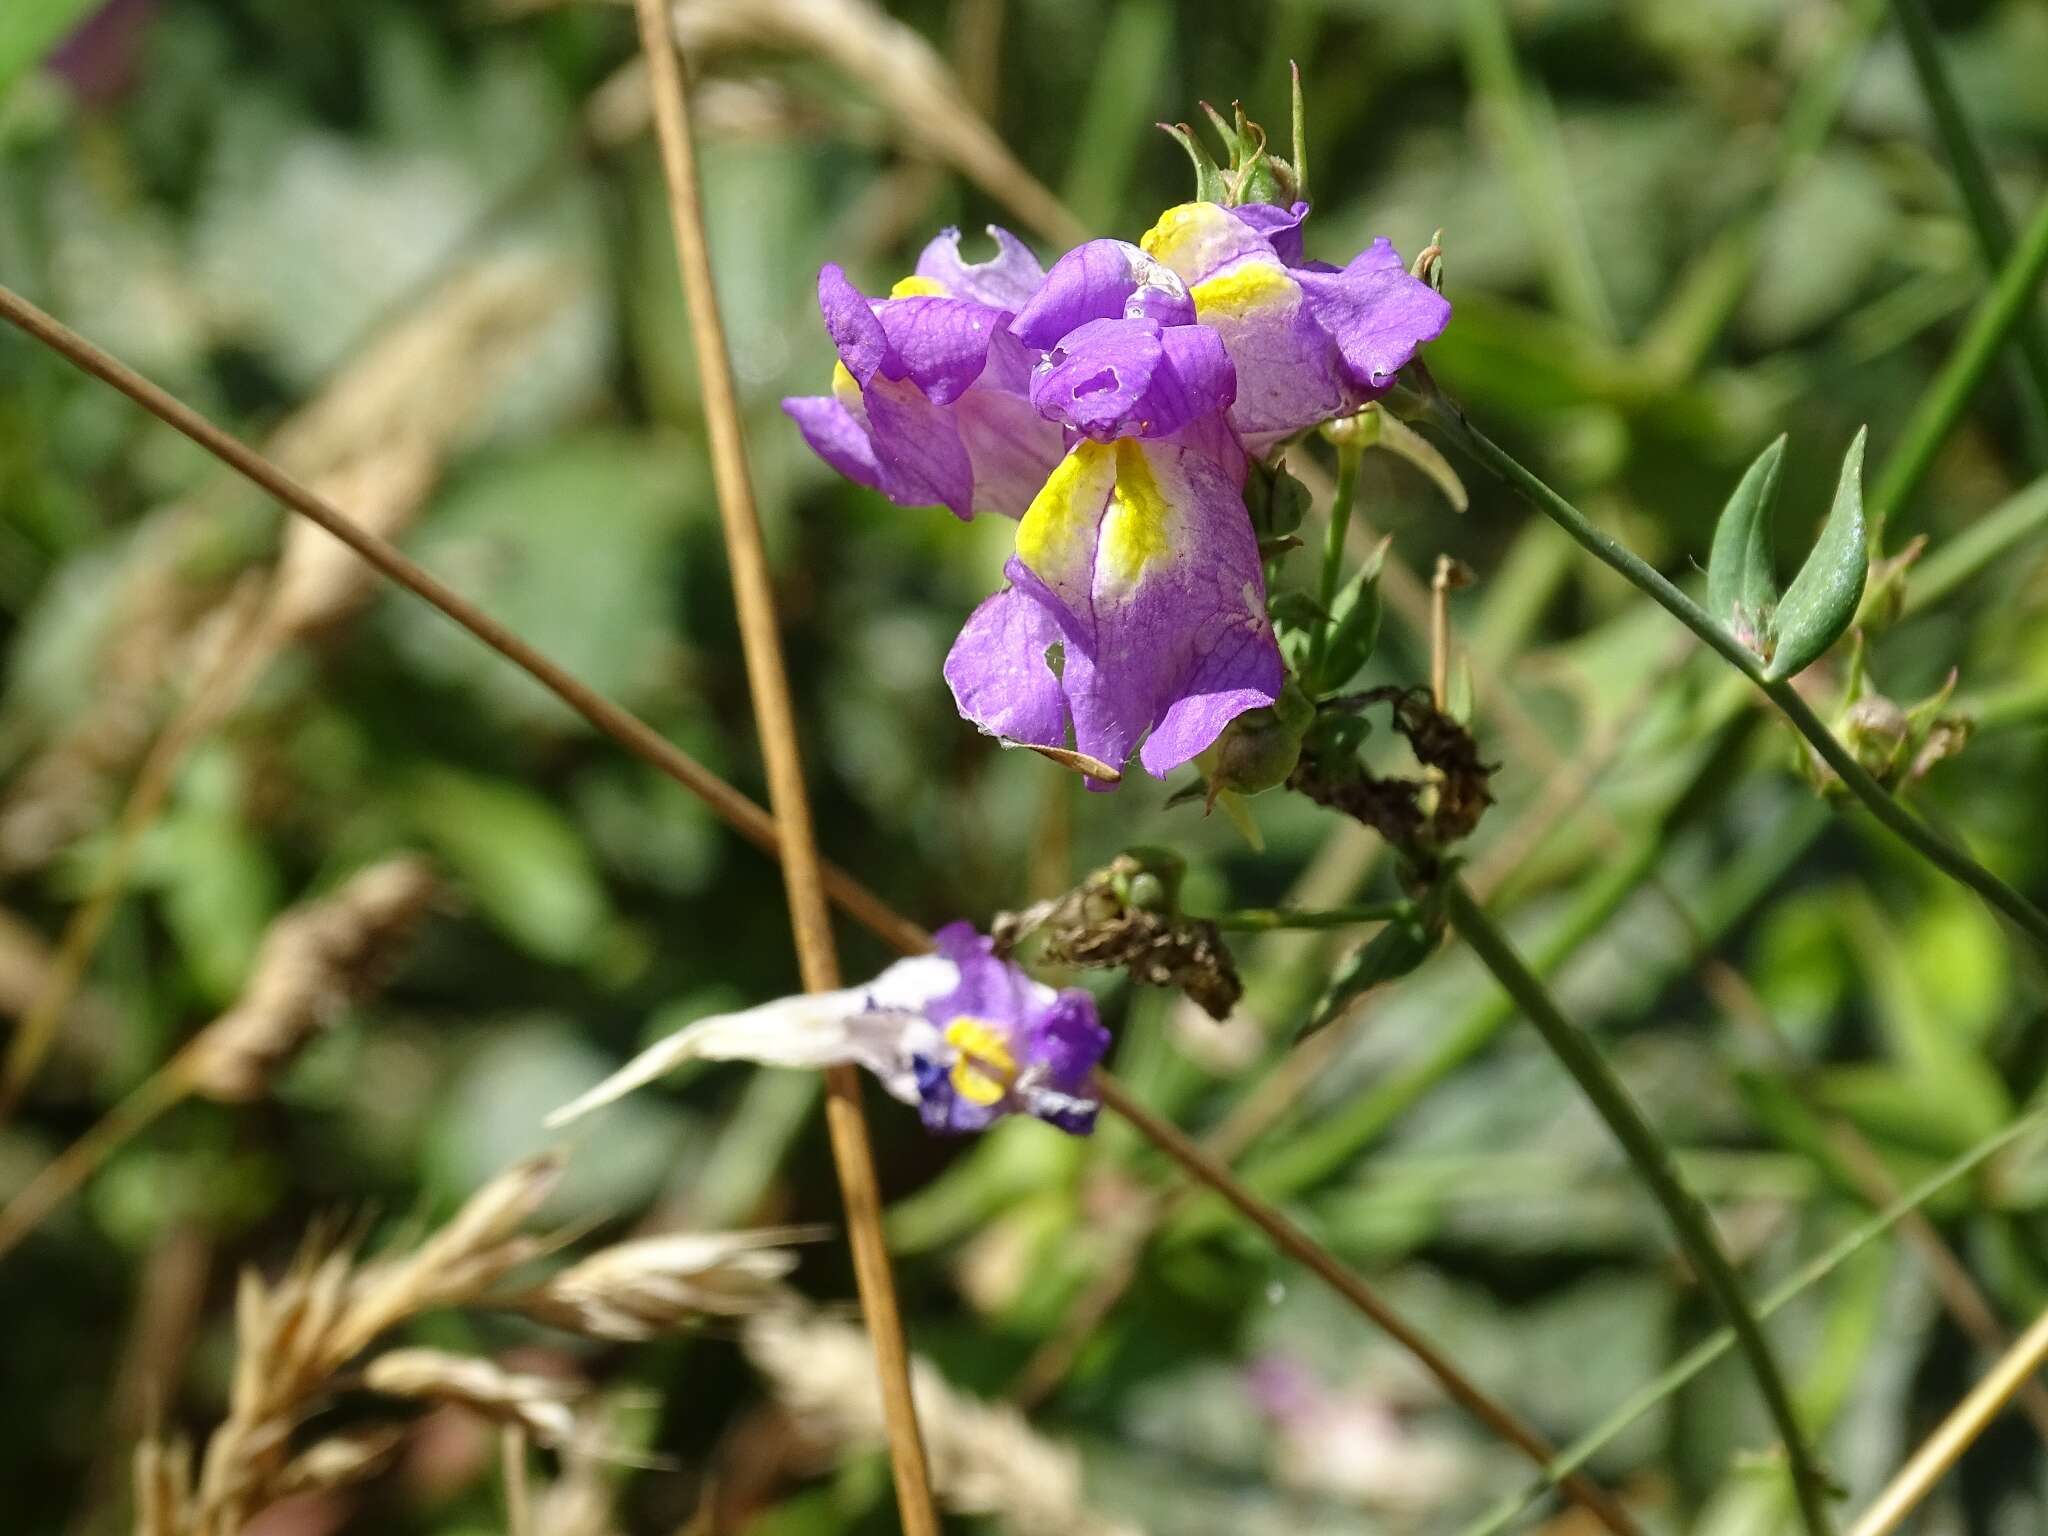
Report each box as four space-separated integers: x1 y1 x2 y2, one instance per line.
952 371 1069 517
1029 317 1236 442
1140 202 1279 286
1186 259 1350 451
1297 246 1451 396
914 225 1045 310
781 395 882 493
943 585 1072 749
1010 239 1194 350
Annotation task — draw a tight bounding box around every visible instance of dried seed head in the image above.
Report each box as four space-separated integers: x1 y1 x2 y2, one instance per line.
271 1427 405 1499
133 1437 192 1536
363 1349 580 1448
1013 854 1243 1020
510 1227 814 1341
745 1311 1141 1536
186 857 438 1103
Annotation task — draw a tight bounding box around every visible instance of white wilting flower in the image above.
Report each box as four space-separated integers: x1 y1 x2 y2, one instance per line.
549 924 1110 1137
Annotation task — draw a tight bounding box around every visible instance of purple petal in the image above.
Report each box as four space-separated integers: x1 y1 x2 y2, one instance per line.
1019 990 1109 1092
943 585 1073 749
1297 249 1451 397
863 375 976 519
915 225 1046 310
1231 200 1311 266
1010 240 1194 351
1186 261 1350 452
817 264 893 384
1003 436 1282 779
1029 317 1236 441
873 295 1007 405
952 370 1070 517
782 394 883 493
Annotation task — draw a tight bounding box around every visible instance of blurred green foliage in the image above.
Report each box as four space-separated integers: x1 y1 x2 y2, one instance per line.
2 0 2048 1532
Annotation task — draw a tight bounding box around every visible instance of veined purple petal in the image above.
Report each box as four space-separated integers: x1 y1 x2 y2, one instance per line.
1010 239 1195 351
1019 991 1110 1093
944 586 1072 748
1296 249 1451 396
1231 200 1311 265
1029 316 1236 442
817 264 893 384
781 394 883 493
915 225 1045 310
993 435 1282 780
874 295 1006 405
862 375 976 519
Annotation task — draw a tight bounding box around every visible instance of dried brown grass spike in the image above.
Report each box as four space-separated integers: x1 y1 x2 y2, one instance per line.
185 856 439 1103
503 1225 818 1340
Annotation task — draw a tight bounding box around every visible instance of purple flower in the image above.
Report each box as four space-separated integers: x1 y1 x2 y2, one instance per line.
1138 200 1451 454
547 923 1110 1137
782 227 1067 520
784 202 1449 788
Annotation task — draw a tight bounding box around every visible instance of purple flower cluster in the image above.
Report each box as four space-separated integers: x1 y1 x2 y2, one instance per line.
784 200 1449 786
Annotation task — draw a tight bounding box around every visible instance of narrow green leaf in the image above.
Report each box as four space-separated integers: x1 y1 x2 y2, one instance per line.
1158 123 1227 205
1705 434 1787 654
1298 905 1438 1037
1767 427 1869 679
1316 534 1389 692
0 0 98 98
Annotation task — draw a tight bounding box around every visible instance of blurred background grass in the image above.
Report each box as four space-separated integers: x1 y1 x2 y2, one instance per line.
3 0 2048 1531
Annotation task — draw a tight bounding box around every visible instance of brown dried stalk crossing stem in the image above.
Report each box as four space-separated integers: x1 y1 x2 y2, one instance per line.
0 282 1638 1530
0 285 926 960
1090 1075 1643 1536
626 1 939 1529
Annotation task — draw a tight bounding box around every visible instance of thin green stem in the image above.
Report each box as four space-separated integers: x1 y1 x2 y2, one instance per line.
1206 708 1771 1219
1897 472 2048 619
1427 396 2048 954
1871 192 2048 527
1208 901 1413 932
1887 0 2048 461
1459 1102 2048 1536
1305 438 1363 683
1440 876 1835 1536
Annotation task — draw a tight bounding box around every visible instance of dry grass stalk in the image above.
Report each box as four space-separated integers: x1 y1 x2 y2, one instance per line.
745 1310 1142 1536
184 856 438 1103
501 1226 815 1340
129 1152 810 1536
0 257 561 878
0 856 441 1261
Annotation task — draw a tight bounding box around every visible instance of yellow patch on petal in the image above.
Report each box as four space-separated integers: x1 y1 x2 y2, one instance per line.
1190 261 1299 320
890 275 949 298
1140 201 1251 283
1098 439 1173 588
830 359 862 409
1016 440 1116 585
944 1016 1016 1106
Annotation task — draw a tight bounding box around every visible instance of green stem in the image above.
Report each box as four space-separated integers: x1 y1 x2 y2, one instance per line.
1210 707 1771 1215
1896 472 2048 619
1887 0 2048 463
1429 398 2048 954
1208 901 1413 932
1871 191 2048 528
1440 875 1836 1536
1458 1102 2048 1536
1305 438 1363 684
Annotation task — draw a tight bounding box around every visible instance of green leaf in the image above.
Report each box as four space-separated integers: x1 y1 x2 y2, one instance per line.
1316 535 1388 692
406 764 610 964
1705 434 1786 654
1299 907 1440 1037
0 0 98 98
1766 428 1869 680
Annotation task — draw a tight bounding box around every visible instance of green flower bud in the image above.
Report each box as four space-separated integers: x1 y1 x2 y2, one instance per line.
1196 680 1313 798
